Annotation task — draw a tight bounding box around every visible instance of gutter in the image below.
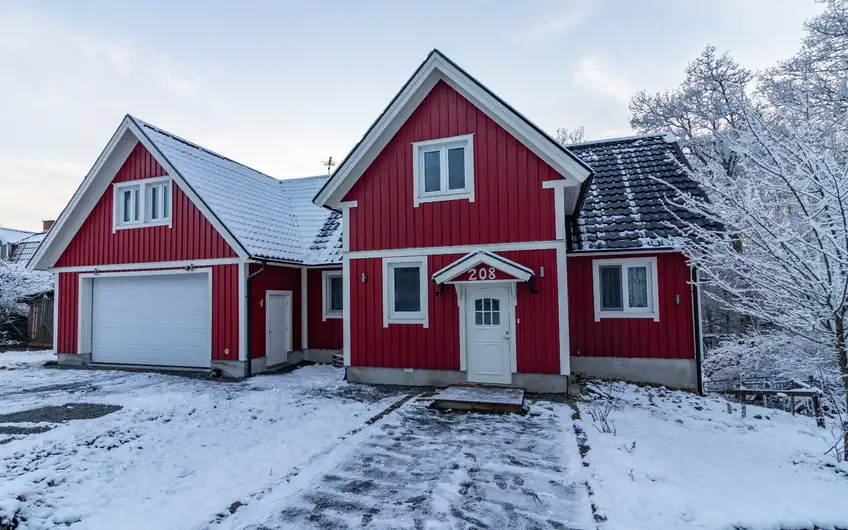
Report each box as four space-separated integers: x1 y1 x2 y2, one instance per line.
691 266 705 394
245 259 267 378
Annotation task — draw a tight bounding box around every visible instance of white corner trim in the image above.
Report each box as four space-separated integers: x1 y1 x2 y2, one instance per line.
301 267 308 350
314 51 591 210
412 133 475 208
455 284 467 371
591 256 660 322
431 249 533 284
53 272 59 354
321 270 343 320
342 255 351 366
238 261 247 361
340 201 358 253
381 255 429 327
556 245 570 375
552 186 566 241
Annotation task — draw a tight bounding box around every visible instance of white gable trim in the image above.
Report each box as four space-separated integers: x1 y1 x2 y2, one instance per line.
29 117 250 271
432 249 534 285
314 50 591 210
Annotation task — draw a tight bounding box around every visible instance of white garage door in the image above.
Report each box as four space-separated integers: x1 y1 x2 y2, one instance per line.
91 272 211 368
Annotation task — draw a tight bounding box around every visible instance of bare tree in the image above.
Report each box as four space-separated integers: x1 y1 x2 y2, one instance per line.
556 127 586 145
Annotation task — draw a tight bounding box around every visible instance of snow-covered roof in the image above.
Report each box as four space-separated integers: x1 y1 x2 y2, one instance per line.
9 232 47 265
0 227 35 245
568 134 718 251
132 117 341 264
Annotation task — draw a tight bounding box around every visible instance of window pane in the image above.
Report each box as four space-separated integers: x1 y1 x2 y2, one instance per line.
599 265 622 310
163 184 171 219
330 276 343 311
423 151 441 192
122 190 132 223
475 299 482 311
447 147 465 190
483 298 491 311
628 266 649 308
133 189 140 221
484 312 491 325
151 186 160 219
492 299 499 312
475 311 483 325
393 266 420 312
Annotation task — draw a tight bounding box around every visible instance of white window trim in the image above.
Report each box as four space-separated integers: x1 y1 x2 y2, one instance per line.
592 257 660 322
112 176 173 232
382 256 429 327
411 133 475 207
322 270 343 321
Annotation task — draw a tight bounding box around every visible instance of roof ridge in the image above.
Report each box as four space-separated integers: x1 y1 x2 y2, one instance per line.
129 115 284 185
0 226 36 235
567 132 676 148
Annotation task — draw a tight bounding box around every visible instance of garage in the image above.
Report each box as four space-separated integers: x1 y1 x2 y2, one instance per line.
87 271 211 368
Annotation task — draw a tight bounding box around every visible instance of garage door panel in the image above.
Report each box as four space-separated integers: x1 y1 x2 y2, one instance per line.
91 273 211 368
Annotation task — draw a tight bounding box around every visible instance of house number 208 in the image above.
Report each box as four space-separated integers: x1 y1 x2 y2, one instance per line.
468 267 496 280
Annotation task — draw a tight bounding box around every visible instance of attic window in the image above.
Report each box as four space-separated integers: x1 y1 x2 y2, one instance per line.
412 134 474 207
113 177 172 232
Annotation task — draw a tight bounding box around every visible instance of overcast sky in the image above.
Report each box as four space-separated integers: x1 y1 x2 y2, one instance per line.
0 0 822 231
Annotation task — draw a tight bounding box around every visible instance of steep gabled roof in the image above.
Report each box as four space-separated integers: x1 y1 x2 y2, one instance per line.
568 133 718 251
314 49 592 211
30 116 343 269
0 227 35 245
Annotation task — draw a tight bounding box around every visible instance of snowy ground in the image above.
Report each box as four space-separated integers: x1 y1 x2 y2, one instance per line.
0 352 592 530
578 381 848 530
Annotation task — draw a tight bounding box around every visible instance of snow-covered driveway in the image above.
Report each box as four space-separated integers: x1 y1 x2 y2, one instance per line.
0 352 592 530
0 352 405 529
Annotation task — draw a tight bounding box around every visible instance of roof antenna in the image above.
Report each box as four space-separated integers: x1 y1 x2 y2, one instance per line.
322 156 336 175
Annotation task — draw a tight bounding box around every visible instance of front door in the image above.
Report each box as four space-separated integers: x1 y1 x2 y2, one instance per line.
266 291 292 367
466 285 512 384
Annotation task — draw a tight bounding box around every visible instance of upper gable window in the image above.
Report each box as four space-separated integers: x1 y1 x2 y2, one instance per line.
113 177 172 231
412 134 475 207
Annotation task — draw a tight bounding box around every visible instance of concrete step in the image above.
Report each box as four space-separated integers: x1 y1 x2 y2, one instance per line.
431 385 525 414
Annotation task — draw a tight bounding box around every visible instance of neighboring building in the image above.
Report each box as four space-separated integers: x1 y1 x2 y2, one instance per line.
30 50 713 391
0 227 36 261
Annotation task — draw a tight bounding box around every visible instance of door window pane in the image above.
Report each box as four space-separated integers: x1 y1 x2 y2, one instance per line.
599 265 622 310
423 151 441 192
393 266 421 312
329 276 343 311
474 298 501 327
447 147 465 189
627 266 649 308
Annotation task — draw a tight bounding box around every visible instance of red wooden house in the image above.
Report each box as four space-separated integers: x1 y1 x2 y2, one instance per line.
31 50 711 391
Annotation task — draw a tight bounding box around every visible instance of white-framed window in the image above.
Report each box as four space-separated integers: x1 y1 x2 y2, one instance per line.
322 270 343 320
382 256 429 327
113 177 172 231
411 134 474 207
592 257 659 322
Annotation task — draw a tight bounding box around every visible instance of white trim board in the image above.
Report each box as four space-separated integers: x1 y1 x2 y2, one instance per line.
49 257 242 273
313 49 591 211
348 240 566 260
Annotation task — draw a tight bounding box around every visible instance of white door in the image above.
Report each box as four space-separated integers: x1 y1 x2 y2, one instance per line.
266 291 292 367
91 272 210 368
466 285 512 384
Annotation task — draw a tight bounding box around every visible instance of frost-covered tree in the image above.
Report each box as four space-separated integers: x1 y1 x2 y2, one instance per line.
0 261 54 343
629 46 754 175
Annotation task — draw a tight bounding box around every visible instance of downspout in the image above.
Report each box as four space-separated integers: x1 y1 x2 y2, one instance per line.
245 259 267 378
691 266 705 394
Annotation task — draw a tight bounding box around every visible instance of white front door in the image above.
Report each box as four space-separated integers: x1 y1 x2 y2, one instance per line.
266 291 292 366
465 285 512 384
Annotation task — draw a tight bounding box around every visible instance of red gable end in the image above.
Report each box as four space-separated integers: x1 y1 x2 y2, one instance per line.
342 81 563 252
55 143 236 267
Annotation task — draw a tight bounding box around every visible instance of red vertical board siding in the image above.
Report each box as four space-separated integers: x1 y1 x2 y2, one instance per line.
307 268 343 350
567 252 695 360
343 81 560 252
248 264 302 358
349 249 560 374
55 143 236 268
56 265 239 361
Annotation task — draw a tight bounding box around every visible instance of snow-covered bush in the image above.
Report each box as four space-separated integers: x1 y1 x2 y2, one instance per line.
0 261 53 344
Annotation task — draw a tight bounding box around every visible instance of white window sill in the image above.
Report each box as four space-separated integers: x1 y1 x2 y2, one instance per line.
323 312 343 320
415 191 473 207
595 311 659 322
384 314 427 326
114 220 171 231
